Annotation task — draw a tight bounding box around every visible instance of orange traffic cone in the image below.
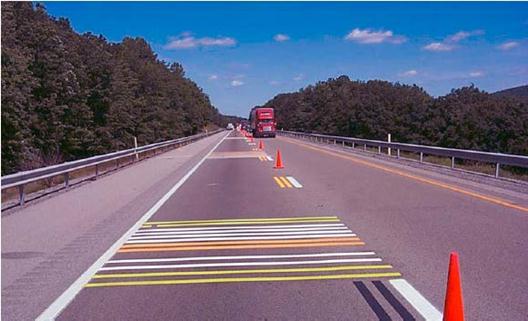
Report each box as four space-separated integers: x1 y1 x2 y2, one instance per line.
274 149 284 169
258 140 264 150
443 252 464 321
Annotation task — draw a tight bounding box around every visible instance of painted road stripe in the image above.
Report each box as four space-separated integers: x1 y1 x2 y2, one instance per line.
94 265 393 278
118 241 365 253
280 176 293 188
146 216 338 225
86 272 402 288
125 233 357 244
107 252 377 264
266 156 273 161
122 237 361 248
35 131 231 321
286 176 303 188
99 258 384 271
273 176 285 188
390 279 442 321
155 219 341 227
135 226 350 236
130 230 354 240
138 223 346 232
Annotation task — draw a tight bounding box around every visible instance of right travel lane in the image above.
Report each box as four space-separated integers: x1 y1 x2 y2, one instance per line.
58 129 424 320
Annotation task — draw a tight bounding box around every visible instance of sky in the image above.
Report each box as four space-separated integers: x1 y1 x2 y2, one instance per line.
44 2 528 117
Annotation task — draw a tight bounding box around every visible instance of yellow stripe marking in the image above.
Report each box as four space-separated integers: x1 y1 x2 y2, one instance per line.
280 176 293 188
93 265 394 279
281 136 528 213
155 219 341 228
85 272 402 287
147 216 338 225
274 177 285 188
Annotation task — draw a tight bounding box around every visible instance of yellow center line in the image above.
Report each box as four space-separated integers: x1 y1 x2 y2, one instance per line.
93 265 394 279
280 176 293 188
273 176 286 188
86 272 402 287
280 136 528 213
146 216 339 225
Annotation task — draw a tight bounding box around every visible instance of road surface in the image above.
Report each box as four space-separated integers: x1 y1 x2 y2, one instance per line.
4 130 528 321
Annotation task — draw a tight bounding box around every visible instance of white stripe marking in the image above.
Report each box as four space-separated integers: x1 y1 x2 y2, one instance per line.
125 233 357 244
266 156 273 161
134 226 350 236
389 279 442 321
286 176 303 188
107 252 377 264
130 230 353 240
35 131 231 321
139 223 345 232
100 258 383 271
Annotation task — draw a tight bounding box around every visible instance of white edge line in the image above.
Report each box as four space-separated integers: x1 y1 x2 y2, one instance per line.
99 258 384 271
35 131 230 321
286 176 303 188
106 252 377 264
389 279 442 321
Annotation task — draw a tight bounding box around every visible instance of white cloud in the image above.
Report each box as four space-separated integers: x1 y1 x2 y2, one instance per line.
164 34 236 49
230 80 244 87
274 34 290 42
498 41 519 51
423 42 454 52
469 71 485 78
447 30 484 43
208 74 218 80
400 70 418 77
293 74 304 81
344 28 406 44
269 80 281 86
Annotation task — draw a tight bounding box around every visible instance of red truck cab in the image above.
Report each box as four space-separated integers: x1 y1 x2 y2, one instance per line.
250 107 276 138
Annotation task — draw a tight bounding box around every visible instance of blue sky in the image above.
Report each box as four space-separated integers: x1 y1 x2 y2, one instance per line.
44 2 527 117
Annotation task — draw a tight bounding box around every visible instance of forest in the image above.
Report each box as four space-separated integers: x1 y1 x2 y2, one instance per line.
1 2 222 175
263 76 528 156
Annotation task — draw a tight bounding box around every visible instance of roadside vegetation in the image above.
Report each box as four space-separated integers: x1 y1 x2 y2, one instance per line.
1 2 225 175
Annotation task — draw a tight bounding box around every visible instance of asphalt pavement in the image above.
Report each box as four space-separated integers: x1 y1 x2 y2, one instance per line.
40 130 528 320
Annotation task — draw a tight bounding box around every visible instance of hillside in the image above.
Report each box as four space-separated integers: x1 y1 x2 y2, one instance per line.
1 2 222 175
494 85 528 103
262 76 528 155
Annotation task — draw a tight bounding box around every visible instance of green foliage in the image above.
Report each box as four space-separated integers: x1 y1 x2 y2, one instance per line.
1 2 220 174
263 77 528 155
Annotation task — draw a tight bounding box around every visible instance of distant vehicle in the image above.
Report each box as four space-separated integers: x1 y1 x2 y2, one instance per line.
226 123 234 130
249 107 276 138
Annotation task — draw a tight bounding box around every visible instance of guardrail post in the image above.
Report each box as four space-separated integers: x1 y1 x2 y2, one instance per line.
64 173 69 188
420 152 424 163
451 157 455 169
352 142 355 149
18 185 25 206
334 139 336 145
95 164 99 179
342 141 345 147
134 137 139 161
388 134 391 156
495 163 500 178
378 146 381 154
363 144 367 151
397 149 400 159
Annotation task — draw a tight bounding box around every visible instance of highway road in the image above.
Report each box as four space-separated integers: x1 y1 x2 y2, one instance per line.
4 129 528 321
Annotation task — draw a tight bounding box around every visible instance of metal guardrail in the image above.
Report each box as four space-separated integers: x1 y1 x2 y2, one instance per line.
1 129 224 207
278 130 528 178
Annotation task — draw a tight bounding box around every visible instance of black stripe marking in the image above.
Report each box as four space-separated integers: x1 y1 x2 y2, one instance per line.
373 280 416 321
354 281 391 321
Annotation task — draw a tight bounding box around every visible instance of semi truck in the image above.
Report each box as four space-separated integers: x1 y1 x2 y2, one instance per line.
249 107 276 138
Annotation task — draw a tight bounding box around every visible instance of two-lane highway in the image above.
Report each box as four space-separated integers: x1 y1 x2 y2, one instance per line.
44 129 527 321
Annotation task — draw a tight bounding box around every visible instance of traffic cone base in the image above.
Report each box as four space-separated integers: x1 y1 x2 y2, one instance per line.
258 140 264 150
443 252 464 321
274 149 284 169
